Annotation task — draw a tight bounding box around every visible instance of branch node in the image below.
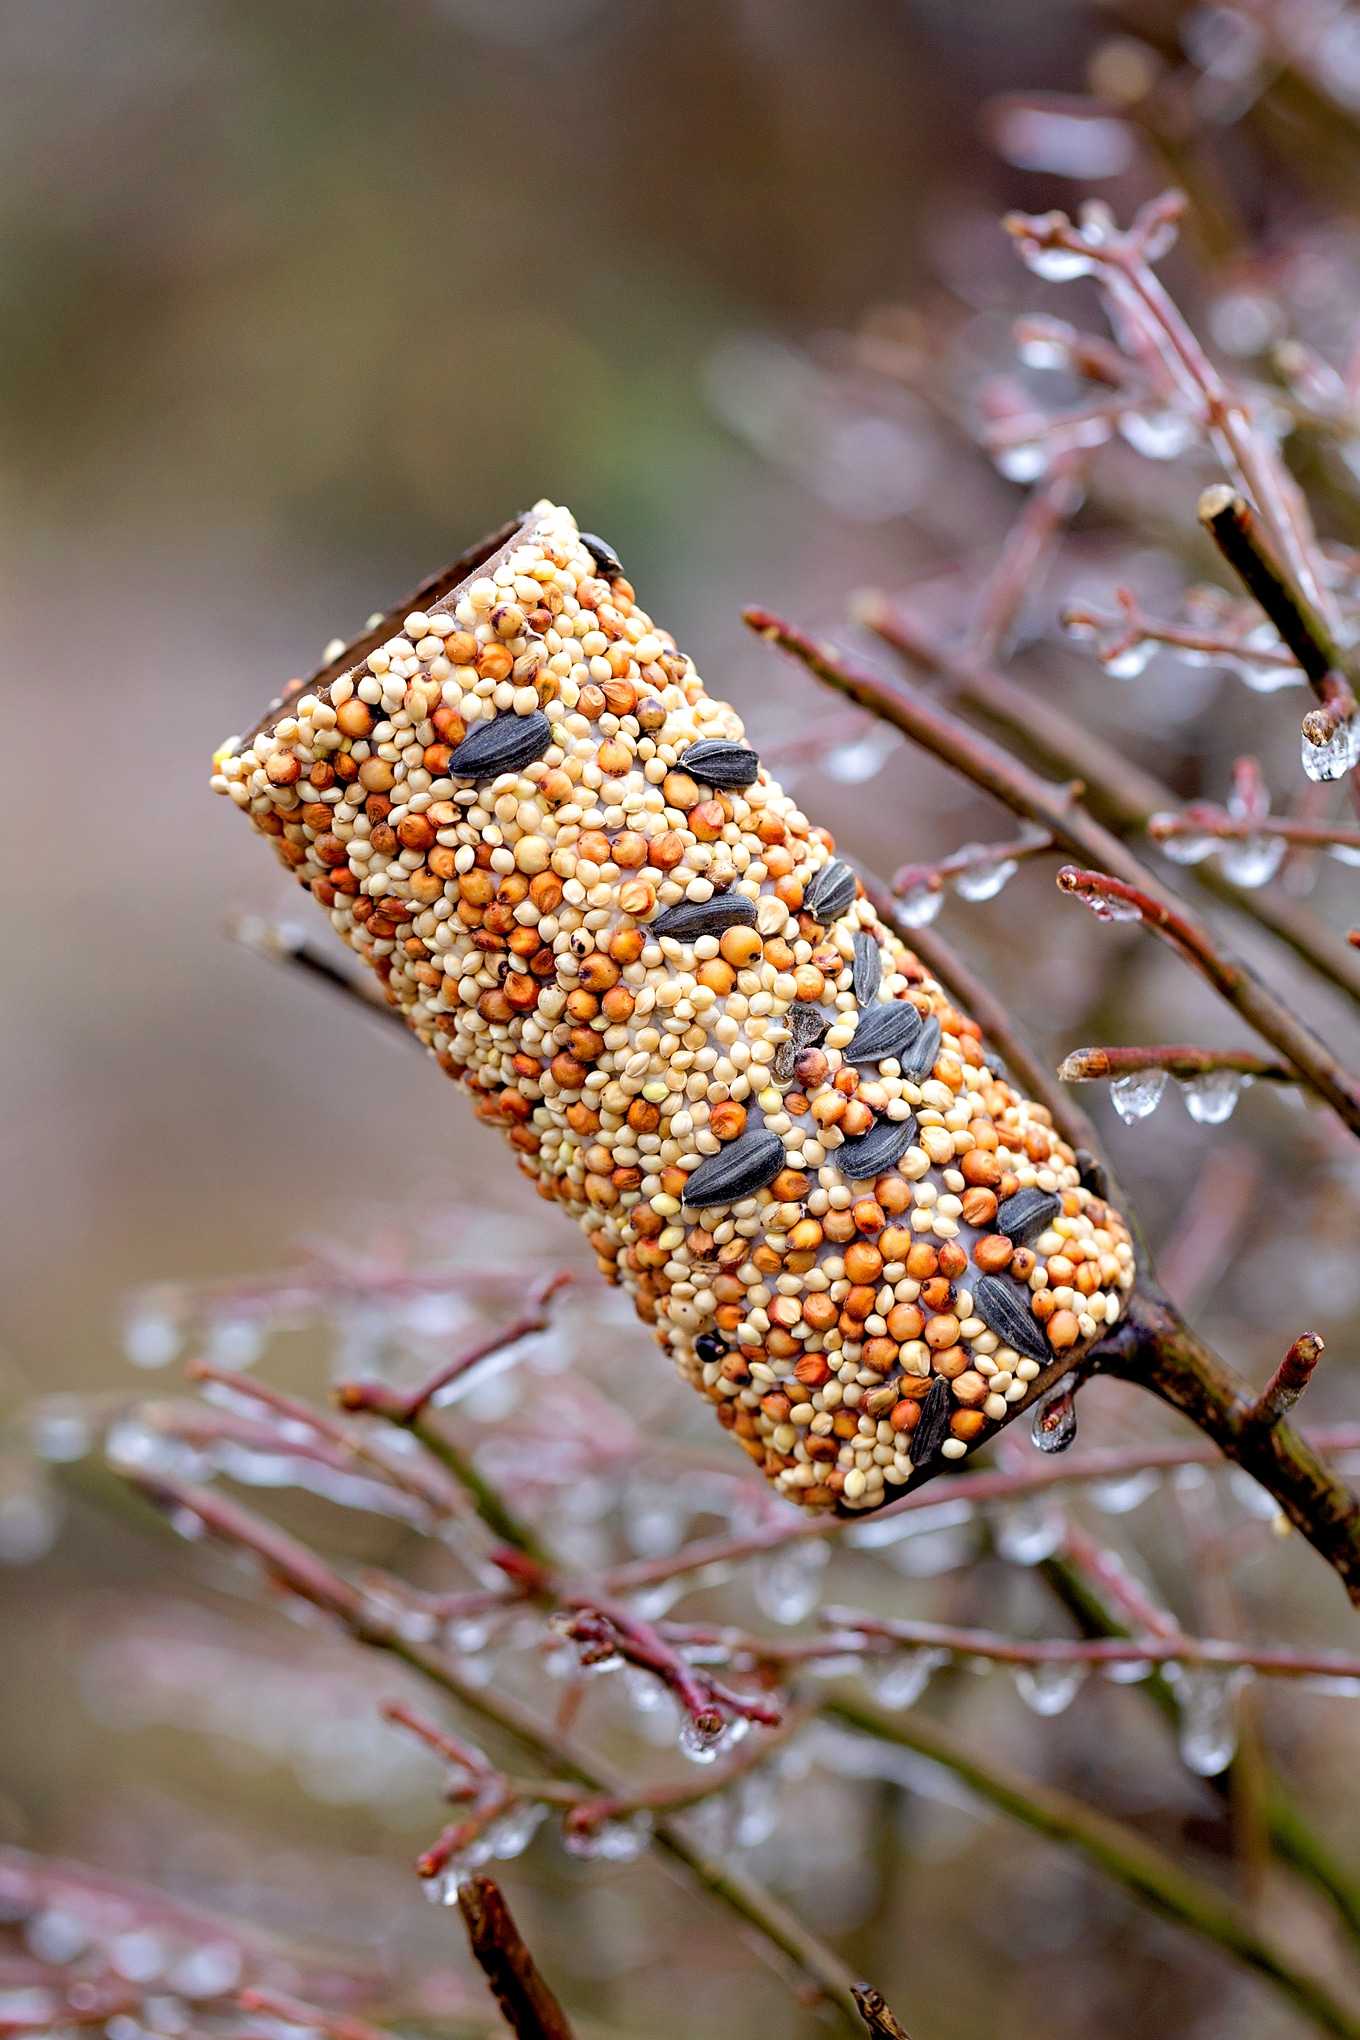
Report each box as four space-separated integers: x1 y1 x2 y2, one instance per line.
1251 1334 1325 1427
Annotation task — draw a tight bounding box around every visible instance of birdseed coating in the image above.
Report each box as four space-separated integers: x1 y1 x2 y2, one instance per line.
212 503 1135 1515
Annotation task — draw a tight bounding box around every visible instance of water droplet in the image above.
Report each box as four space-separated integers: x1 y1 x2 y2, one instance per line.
1219 834 1285 888
205 1318 264 1368
731 1768 781 1848
677 1715 727 1764
0 1477 64 1564
1015 1660 1087 1715
863 1647 950 1710
953 854 1019 903
486 1801 546 1860
1329 842 1360 866
825 726 898 784
1159 832 1217 864
1110 1069 1167 1123
992 1496 1067 1566
893 880 946 928
1300 1674 1360 1696
1103 639 1158 680
25 1910 88 1964
1032 1377 1078 1454
122 1308 182 1370
1102 1656 1154 1683
28 1397 91 1464
1227 1467 1282 1522
622 1480 687 1558
753 1539 829 1625
564 1811 653 1861
164 1946 241 2000
1024 247 1097 282
1303 714 1360 782
996 443 1050 484
1174 1666 1250 1775
1119 408 1195 459
1088 1468 1161 1514
1178 1069 1243 1124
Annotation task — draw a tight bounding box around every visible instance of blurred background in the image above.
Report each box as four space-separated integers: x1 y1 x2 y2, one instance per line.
9 1 1360 2035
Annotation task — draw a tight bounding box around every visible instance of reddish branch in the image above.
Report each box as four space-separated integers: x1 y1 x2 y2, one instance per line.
1058 1045 1293 1084
456 1878 576 2040
556 1593 782 1733
743 610 1360 1132
1062 587 1300 679
238 1991 394 2040
1252 1335 1325 1428
890 827 1053 904
969 452 1089 661
335 1270 571 1423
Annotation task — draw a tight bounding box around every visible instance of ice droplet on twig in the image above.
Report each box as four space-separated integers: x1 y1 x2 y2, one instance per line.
1014 1661 1088 1715
1110 1069 1167 1123
863 1647 950 1710
1119 408 1195 460
953 854 1019 903
825 726 898 784
563 1810 654 1861
996 444 1050 485
731 1768 781 1847
1172 1665 1251 1776
485 1802 547 1861
753 1539 829 1625
894 880 946 928
1159 831 1217 865
122 1307 183 1370
1219 834 1285 888
1302 714 1360 782
992 1496 1067 1565
1102 639 1158 680
1178 1069 1244 1124
1032 1377 1078 1454
1088 1468 1161 1514
1023 246 1098 282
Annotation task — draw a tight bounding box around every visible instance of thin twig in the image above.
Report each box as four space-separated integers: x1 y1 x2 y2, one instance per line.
335 1271 572 1423
1252 1334 1325 1427
238 1990 394 2040
1198 487 1356 705
456 1877 576 2040
827 1688 1360 2040
851 1984 914 2040
745 609 1360 1132
969 453 1089 662
1058 1045 1294 1083
890 828 1053 904
227 915 413 1036
1063 589 1300 679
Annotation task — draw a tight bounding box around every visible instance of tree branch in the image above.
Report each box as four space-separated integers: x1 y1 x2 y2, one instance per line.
456 1877 576 2040
335 1270 571 1423
744 611 1360 1133
1058 1045 1294 1084
1251 1334 1325 1427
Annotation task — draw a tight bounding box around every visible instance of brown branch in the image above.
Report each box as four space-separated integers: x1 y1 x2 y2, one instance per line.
1149 811 1360 852
1198 486 1356 703
1062 589 1300 678
969 453 1088 661
556 1593 782 1734
1058 1044 1293 1083
852 1984 914 2040
335 1270 572 1423
118 1472 865 2030
820 1609 1360 1682
745 608 1360 1132
456 1877 576 2040
854 595 1360 1008
1252 1334 1325 1427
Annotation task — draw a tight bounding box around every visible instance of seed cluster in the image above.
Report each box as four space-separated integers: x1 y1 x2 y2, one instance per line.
213 503 1135 1514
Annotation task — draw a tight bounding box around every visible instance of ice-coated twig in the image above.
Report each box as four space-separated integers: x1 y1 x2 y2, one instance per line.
1252 1334 1325 1427
335 1268 572 1424
854 593 1360 1009
1148 808 1360 852
238 1989 395 2040
455 1877 576 2040
745 607 1360 1132
825 1690 1360 2040
1058 1045 1293 1084
969 452 1089 661
555 1592 783 1734
889 827 1053 906
119 1468 867 2030
820 1608 1360 1683
1062 586 1300 679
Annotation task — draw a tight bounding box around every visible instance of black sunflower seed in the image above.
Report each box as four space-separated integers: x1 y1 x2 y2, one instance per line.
844 1001 922 1066
852 931 882 1007
995 1188 1062 1246
972 1275 1051 1363
835 1114 917 1181
910 1375 954 1468
683 1128 787 1208
803 859 857 923
900 1013 941 1082
695 1331 726 1367
651 893 758 941
679 739 761 789
774 1003 831 1081
447 709 553 780
580 532 624 579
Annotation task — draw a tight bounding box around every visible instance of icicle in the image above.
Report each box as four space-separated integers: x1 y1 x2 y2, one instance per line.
1087 1468 1161 1514
753 1539 829 1625
1119 409 1195 460
992 1496 1067 1565
1302 714 1360 782
863 1646 950 1710
485 1802 546 1860
893 880 946 928
1172 1665 1251 1776
563 1809 654 1861
1102 639 1158 680
1032 1376 1078 1454
1177 1069 1244 1124
1109 1069 1167 1123
1014 1661 1088 1715
1218 835 1285 888
953 853 1019 903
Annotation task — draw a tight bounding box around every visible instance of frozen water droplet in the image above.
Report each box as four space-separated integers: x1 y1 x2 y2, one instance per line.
1101 1657 1154 1683
564 1810 653 1861
165 1946 241 2000
1024 247 1097 282
825 726 897 784
996 443 1050 484
1119 408 1195 459
731 1769 780 1848
753 1539 829 1625
622 1480 687 1558
1110 1069 1167 1123
1032 1378 1078 1454
122 1308 182 1370
1102 639 1157 679
1174 1666 1250 1776
1303 714 1360 782
0 1479 60 1567
206 1317 263 1368
894 881 946 928
953 854 1019 903
677 1714 728 1764
486 1802 546 1860
1219 834 1285 888
992 1496 1067 1565
1015 1660 1087 1715
1178 1069 1243 1124
1088 1468 1161 1514
1300 1674 1360 1696
1159 832 1217 864
29 1397 91 1464
1228 1467 1283 1522
1328 841 1360 866
863 1646 950 1710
